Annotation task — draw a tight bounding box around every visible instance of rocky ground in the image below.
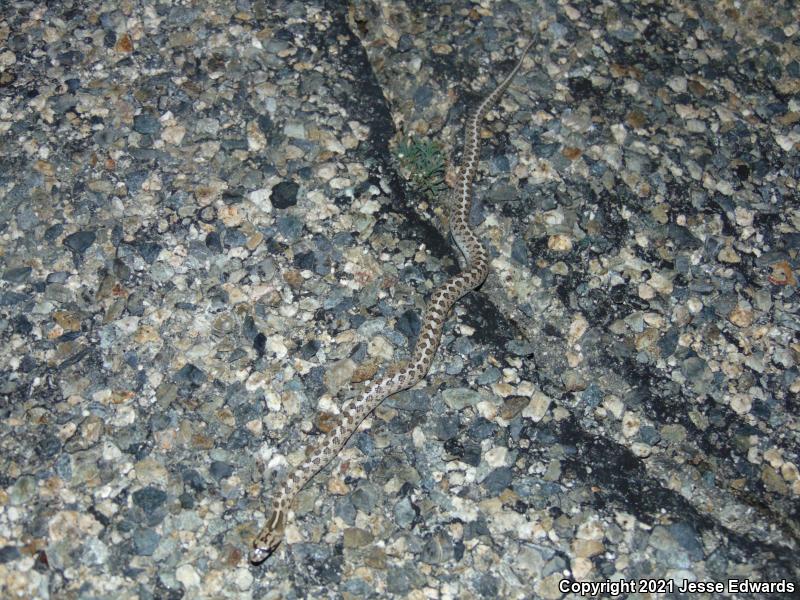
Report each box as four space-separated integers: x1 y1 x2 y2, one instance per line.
0 0 798 598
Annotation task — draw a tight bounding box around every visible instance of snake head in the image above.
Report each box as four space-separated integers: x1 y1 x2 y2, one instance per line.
249 508 286 565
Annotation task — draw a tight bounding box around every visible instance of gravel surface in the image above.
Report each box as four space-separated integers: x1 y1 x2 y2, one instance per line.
1 0 798 598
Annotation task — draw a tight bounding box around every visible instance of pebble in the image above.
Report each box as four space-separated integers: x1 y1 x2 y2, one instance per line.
63 230 96 254
521 391 552 423
2 267 32 283
132 486 167 515
547 234 573 251
175 564 201 588
133 528 161 556
393 497 416 528
621 412 641 438
484 446 509 468
442 388 482 410
729 393 752 415
343 527 373 548
271 181 300 208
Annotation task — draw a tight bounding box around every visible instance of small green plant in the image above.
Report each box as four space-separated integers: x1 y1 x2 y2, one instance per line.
395 136 448 201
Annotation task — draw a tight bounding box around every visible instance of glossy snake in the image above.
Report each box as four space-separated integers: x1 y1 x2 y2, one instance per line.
250 38 533 564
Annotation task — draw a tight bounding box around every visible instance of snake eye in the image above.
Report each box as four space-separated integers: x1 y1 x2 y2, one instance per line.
249 536 281 564
249 547 268 565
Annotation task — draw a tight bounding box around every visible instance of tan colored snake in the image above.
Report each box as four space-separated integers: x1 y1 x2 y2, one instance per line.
250 38 533 564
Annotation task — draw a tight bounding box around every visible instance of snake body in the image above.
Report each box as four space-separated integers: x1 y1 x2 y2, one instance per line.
250 39 532 564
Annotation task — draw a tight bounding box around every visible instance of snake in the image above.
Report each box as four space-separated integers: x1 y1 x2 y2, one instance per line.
250 38 533 564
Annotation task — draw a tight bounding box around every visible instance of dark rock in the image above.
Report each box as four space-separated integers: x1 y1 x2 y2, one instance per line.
434 415 460 440
209 461 233 480
476 366 501 385
271 181 299 208
205 231 223 253
127 291 146 316
133 528 161 556
175 363 206 386
133 114 161 135
137 241 162 264
44 224 63 241
181 469 206 492
12 315 32 335
386 565 424 595
254 333 266 357
413 85 433 108
293 250 315 270
393 497 416 528
0 546 21 563
0 291 30 306
462 442 482 467
63 230 96 254
241 315 257 341
300 339 320 360
223 228 246 247
132 486 167 514
19 355 37 372
350 483 378 512
467 418 497 442
35 435 61 459
396 309 421 339
334 496 356 524
476 573 499 598
639 425 660 445
669 522 704 561
511 236 528 264
2 266 32 283
276 214 303 241
482 466 513 493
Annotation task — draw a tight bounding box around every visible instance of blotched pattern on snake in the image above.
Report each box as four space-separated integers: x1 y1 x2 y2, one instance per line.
250 39 533 564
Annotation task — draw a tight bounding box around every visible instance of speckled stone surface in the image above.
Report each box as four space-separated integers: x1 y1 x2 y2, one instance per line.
1 0 798 598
